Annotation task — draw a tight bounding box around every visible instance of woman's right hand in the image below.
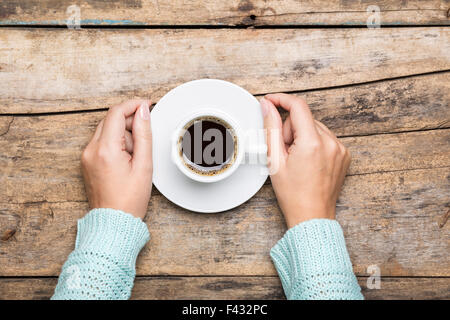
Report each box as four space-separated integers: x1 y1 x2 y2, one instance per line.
260 93 351 229
81 100 153 219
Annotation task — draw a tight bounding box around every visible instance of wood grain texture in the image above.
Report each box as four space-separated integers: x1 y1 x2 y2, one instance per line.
0 28 449 113
0 0 448 26
0 77 449 277
0 276 448 300
0 166 449 277
295 73 450 136
0 109 449 204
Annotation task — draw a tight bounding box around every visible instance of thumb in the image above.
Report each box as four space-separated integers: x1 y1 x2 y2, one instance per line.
260 97 286 175
132 101 153 175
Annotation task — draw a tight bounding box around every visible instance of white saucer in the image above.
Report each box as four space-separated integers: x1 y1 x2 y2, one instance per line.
151 79 268 213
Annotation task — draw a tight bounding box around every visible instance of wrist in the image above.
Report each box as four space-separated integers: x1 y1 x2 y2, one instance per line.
283 206 335 229
90 199 149 219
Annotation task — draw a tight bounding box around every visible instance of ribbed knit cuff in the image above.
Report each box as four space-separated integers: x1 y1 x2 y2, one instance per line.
75 209 150 268
270 219 354 298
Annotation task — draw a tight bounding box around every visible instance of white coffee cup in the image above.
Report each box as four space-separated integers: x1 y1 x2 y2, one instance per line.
172 108 266 183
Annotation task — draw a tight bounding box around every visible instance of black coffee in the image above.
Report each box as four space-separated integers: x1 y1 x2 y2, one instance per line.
180 117 236 175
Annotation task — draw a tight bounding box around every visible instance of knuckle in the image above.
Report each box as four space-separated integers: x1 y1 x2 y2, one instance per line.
108 104 122 116
107 105 117 114
295 96 308 107
306 140 321 153
338 141 347 154
81 147 92 164
328 141 340 154
346 149 352 162
342 145 348 156
95 145 112 163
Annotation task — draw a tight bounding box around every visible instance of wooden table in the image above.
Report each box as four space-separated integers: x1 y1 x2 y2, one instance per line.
0 1 449 300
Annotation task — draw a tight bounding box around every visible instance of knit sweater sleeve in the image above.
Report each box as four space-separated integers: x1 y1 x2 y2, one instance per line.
270 218 363 300
51 209 150 300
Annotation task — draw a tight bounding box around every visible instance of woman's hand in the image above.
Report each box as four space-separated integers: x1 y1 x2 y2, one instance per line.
260 94 351 229
81 100 153 219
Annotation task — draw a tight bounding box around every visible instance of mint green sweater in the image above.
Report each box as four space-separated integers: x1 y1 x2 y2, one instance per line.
52 209 363 300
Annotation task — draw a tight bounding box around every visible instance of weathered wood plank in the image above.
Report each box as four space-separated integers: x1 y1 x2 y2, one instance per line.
0 109 449 204
0 167 449 277
0 0 448 26
297 73 450 136
358 277 450 300
0 276 448 300
0 28 449 113
2 71 449 132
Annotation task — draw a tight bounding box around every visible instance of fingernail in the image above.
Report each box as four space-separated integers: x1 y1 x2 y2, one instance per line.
260 98 269 118
139 102 150 120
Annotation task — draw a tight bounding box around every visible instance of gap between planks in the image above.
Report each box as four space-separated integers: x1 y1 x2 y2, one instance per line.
1 275 449 279
0 276 449 300
0 69 449 117
1 24 450 29
1 0 448 27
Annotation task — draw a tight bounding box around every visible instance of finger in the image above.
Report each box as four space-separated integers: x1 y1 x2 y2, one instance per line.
315 120 347 153
314 121 326 137
345 149 352 170
338 150 351 186
131 101 153 174
315 122 337 149
125 116 134 132
314 120 333 140
282 115 294 145
265 93 318 140
124 130 134 154
101 99 150 144
260 97 286 174
92 119 104 141
315 120 337 141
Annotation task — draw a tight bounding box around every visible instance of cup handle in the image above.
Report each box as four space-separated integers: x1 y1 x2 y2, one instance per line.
245 144 267 155
244 130 267 156
243 132 268 167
